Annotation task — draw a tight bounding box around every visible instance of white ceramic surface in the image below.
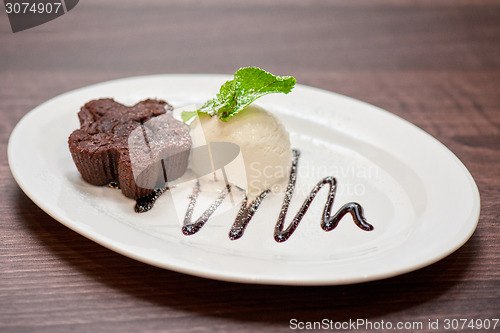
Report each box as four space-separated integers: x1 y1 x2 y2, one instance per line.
8 75 480 285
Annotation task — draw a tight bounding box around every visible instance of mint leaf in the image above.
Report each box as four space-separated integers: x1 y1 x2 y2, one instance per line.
184 67 295 122
181 110 198 123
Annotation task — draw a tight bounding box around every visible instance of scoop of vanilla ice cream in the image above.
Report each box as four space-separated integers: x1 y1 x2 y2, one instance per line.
190 104 292 198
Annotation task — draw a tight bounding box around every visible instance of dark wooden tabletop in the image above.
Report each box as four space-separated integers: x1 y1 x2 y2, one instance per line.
1 1 499 332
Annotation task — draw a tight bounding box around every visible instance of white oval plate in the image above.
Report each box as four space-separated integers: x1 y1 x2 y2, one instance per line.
8 75 480 285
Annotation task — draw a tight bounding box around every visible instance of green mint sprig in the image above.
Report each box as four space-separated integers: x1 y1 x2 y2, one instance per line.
181 67 296 123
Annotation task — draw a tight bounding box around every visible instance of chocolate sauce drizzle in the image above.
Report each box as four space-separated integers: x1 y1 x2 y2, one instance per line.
273 150 373 242
108 181 168 213
181 181 231 235
179 149 374 242
107 181 121 189
135 187 168 213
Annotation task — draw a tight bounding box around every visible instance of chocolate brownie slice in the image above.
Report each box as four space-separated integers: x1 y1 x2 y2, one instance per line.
68 98 191 199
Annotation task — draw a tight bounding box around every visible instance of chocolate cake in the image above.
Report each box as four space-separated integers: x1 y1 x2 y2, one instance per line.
68 98 191 199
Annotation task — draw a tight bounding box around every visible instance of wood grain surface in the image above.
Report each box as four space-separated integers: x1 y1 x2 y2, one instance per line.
1 1 499 332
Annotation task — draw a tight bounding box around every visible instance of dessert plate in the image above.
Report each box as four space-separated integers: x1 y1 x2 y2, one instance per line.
8 75 480 285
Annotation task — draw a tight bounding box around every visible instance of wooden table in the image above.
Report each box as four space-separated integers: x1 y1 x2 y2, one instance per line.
1 1 499 332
